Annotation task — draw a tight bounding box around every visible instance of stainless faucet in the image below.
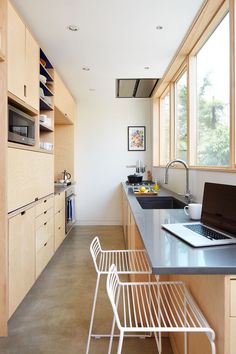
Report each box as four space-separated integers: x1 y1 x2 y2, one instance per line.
164 159 192 203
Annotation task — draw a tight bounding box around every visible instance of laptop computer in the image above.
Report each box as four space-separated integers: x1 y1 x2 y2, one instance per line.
162 182 236 247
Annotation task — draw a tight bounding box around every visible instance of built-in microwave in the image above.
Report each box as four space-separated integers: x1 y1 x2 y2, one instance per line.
8 104 35 146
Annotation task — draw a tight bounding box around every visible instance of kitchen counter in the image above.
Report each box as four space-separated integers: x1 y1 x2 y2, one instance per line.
122 183 236 274
54 182 76 195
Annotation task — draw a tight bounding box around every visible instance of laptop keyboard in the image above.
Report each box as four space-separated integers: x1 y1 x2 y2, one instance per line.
184 224 230 241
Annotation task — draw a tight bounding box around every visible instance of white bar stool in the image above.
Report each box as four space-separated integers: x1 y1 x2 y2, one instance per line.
106 264 216 354
86 236 152 354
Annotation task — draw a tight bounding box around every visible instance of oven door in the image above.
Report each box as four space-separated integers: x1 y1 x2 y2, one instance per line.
65 193 75 233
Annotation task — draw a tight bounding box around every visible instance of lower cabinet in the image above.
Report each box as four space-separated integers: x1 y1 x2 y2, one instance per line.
54 192 65 251
8 206 35 318
8 194 57 318
229 278 236 354
35 196 54 278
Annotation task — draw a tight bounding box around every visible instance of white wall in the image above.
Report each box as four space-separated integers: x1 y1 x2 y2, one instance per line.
153 167 236 202
76 96 152 225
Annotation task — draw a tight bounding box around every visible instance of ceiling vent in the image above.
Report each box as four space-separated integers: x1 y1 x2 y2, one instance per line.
116 79 159 98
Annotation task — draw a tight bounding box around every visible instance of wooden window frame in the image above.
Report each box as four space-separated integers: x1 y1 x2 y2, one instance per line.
159 87 171 166
173 64 188 163
153 0 236 172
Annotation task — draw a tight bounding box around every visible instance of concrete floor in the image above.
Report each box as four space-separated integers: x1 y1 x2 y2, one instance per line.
0 226 173 354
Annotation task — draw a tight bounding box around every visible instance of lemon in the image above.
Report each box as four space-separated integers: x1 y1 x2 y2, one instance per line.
153 183 159 191
139 186 146 193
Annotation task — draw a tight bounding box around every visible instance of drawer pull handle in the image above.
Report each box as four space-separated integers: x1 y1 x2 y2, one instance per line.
44 242 47 247
35 197 39 201
21 211 26 216
58 227 61 230
44 211 47 214
44 200 47 203
44 222 47 226
58 210 60 213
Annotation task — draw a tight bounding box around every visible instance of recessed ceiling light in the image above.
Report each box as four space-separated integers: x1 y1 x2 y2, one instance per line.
144 66 150 70
82 67 90 71
67 25 79 32
156 25 163 30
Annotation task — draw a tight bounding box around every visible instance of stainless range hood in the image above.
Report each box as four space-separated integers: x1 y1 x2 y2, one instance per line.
116 79 159 98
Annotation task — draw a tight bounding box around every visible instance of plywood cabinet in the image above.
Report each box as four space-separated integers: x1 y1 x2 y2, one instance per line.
25 29 39 110
8 148 54 212
54 192 65 251
54 71 75 124
35 197 54 278
7 1 39 111
7 1 25 102
8 206 35 318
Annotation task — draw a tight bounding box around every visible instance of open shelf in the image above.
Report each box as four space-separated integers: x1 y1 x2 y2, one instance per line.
40 122 54 132
40 64 53 82
40 97 53 111
40 48 53 68
40 81 53 96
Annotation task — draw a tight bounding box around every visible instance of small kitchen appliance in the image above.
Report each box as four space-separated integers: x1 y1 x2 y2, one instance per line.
61 170 71 185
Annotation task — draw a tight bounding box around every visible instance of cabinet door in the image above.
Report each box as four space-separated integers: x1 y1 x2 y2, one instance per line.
230 318 236 354
25 29 39 110
7 2 25 101
9 206 35 318
8 148 54 212
54 71 74 123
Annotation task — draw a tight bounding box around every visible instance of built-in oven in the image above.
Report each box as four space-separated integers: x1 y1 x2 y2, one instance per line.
8 104 35 146
65 186 75 233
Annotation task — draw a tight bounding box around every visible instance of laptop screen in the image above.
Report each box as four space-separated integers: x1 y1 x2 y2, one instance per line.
201 182 236 235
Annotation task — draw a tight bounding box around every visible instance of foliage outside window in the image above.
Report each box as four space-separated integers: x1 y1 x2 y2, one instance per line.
160 92 170 165
175 71 187 161
195 13 230 166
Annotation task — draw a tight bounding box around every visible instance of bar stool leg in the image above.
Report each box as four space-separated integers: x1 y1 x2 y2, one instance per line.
117 331 124 354
108 314 116 354
86 273 101 354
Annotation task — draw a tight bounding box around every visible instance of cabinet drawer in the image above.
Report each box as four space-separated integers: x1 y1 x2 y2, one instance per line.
36 236 54 278
54 192 65 214
55 207 65 227
35 207 53 230
230 280 236 316
36 216 53 252
55 221 65 251
36 196 54 217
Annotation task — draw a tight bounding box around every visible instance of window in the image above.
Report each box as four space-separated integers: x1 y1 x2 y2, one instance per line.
160 91 170 165
175 71 187 161
195 13 230 166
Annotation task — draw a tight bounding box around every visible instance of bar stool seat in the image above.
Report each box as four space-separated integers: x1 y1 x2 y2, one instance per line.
86 236 152 354
106 264 216 354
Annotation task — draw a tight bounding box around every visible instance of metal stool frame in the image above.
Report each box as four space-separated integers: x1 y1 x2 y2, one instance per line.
86 236 152 354
107 264 216 354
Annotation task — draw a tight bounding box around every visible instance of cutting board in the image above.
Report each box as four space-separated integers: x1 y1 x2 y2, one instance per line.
134 191 158 195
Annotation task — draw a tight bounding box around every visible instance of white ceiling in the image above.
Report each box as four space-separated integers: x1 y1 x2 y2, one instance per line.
11 0 204 102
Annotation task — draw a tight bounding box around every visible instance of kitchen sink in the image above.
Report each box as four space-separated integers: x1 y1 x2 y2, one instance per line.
136 196 186 209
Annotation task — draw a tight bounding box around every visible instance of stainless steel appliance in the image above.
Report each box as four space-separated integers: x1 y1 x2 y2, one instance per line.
62 170 71 185
8 104 35 146
65 186 75 233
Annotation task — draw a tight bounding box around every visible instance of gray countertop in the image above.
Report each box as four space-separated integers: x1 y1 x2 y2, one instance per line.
54 182 76 195
122 183 236 275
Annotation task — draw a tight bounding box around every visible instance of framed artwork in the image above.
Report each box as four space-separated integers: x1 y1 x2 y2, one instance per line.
128 126 146 151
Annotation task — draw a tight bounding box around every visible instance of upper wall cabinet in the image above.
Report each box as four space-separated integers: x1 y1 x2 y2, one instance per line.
54 71 76 124
7 2 39 112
